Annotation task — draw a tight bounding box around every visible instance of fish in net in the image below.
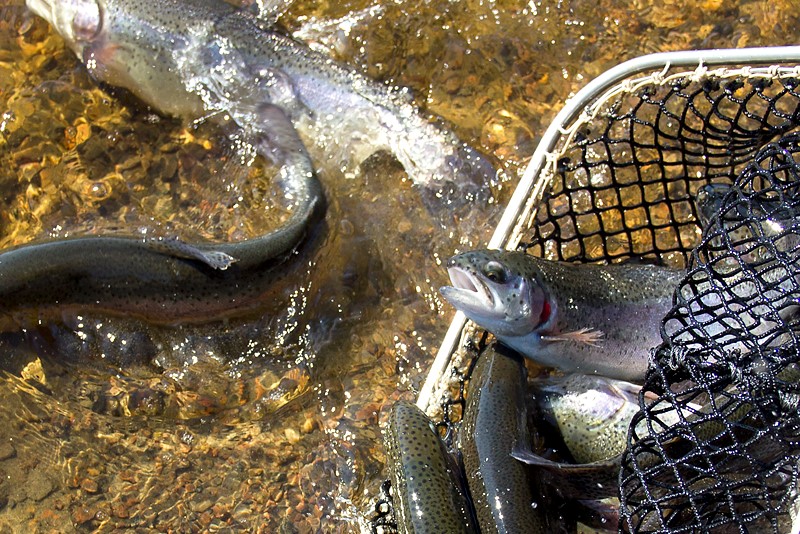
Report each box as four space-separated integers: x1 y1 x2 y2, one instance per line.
373 50 800 533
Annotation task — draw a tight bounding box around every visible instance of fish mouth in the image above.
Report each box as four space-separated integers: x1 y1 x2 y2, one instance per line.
439 265 496 314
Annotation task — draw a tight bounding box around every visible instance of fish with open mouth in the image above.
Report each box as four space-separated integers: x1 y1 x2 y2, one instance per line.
440 249 684 381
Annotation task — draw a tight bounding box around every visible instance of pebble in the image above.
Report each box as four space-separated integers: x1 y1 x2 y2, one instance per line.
192 499 213 513
71 505 96 525
230 502 251 524
301 418 316 434
80 478 99 494
25 470 55 502
111 501 129 519
284 428 301 444
0 443 15 461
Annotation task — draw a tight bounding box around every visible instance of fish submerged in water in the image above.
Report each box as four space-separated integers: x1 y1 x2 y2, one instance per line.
12 0 333 326
26 0 498 206
0 100 324 326
15 0 499 325
440 250 684 381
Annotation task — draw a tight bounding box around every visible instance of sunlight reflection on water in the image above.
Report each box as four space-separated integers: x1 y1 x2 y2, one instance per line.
0 0 797 530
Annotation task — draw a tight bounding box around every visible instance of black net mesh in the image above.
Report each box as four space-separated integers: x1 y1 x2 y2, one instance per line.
619 133 800 532
525 73 800 267
525 71 800 532
373 66 800 532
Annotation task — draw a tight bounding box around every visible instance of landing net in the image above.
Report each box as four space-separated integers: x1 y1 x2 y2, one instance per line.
404 46 800 534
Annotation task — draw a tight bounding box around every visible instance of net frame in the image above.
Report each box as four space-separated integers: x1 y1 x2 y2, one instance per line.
421 46 800 412
415 45 800 533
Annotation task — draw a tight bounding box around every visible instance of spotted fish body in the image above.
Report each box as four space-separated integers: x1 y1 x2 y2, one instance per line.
13 0 330 326
440 250 684 381
0 121 323 327
535 374 643 464
460 344 549 534
383 401 478 534
26 0 497 200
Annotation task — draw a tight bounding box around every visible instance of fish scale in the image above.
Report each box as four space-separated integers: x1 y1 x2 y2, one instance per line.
460 345 549 533
383 401 477 534
533 374 644 464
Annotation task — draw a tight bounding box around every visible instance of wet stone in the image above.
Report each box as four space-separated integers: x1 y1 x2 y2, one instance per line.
80 478 99 493
0 442 15 461
25 470 55 502
230 502 252 524
284 428 301 444
0 479 8 510
191 499 213 513
111 500 129 519
71 505 96 525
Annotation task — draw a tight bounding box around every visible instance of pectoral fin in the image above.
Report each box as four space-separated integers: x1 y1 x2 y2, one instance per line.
148 237 238 270
541 327 604 347
511 445 620 500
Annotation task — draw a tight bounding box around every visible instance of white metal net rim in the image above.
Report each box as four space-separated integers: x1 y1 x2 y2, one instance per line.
419 45 800 414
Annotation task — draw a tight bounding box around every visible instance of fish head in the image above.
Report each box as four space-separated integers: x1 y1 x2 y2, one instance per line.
26 0 206 118
439 249 551 337
26 0 102 57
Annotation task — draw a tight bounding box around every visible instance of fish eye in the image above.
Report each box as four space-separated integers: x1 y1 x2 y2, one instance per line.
71 0 102 41
483 261 507 283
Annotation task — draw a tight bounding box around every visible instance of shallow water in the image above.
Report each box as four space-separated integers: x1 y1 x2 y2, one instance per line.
0 0 797 531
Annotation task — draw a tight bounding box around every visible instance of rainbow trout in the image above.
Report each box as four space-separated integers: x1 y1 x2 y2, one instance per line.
26 0 497 201
460 344 552 534
17 0 497 325
511 374 644 501
383 401 478 534
0 97 323 326
440 250 684 381
685 183 800 352
10 0 333 325
533 374 645 464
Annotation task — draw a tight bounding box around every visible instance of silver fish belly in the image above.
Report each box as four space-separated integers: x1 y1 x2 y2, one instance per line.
534 373 644 464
